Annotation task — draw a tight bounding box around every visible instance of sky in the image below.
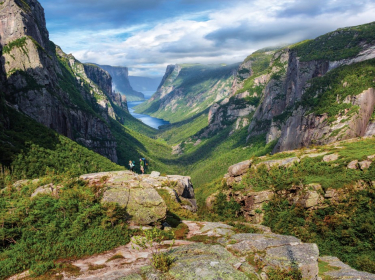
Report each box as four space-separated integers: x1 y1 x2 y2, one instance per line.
39 0 375 77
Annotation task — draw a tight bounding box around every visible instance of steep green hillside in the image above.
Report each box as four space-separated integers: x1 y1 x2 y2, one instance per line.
292 21 375 61
0 100 124 183
134 63 239 123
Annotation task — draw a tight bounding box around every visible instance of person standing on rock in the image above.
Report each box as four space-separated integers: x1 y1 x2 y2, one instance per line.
140 158 145 174
129 160 134 172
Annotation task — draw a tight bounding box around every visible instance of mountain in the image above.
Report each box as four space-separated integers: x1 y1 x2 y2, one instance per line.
0 0 123 162
0 0 171 170
97 64 145 101
134 63 240 123
128 76 162 92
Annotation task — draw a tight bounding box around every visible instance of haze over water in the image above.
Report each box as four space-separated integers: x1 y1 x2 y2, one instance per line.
127 91 170 129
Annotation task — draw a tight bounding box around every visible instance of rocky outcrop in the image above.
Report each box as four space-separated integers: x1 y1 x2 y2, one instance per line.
98 64 144 101
11 220 372 280
217 144 375 223
79 171 197 225
0 0 119 162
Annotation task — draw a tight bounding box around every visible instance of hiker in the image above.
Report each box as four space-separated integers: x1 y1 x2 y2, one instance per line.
129 160 134 172
140 158 145 174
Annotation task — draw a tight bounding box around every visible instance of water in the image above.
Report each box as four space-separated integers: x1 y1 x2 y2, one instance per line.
128 100 170 130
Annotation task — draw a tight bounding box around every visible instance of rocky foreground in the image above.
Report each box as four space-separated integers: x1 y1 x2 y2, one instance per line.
9 170 375 280
9 221 375 280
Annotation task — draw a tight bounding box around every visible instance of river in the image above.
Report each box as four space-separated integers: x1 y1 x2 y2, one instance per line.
127 91 170 129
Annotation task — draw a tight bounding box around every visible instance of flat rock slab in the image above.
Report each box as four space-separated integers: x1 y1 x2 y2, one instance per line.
323 153 339 162
167 243 250 280
257 157 300 169
319 256 375 280
228 233 301 253
265 243 319 280
183 221 235 238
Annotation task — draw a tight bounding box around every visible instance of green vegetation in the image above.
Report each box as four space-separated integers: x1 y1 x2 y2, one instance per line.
0 176 131 278
157 111 208 145
267 267 302 280
263 186 375 274
0 104 123 182
134 63 239 123
291 22 375 61
132 227 175 273
301 58 375 122
15 0 31 12
318 260 340 278
2 37 28 55
203 137 375 273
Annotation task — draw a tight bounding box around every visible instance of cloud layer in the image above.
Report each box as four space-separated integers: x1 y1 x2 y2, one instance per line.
39 0 375 77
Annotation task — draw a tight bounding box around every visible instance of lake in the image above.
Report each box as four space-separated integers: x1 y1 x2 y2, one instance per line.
127 99 170 130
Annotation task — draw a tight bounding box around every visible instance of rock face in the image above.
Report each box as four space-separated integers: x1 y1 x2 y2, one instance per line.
0 0 125 162
98 65 144 101
79 171 197 225
243 41 375 153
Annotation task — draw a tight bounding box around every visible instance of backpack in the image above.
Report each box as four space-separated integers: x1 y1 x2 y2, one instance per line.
141 157 148 166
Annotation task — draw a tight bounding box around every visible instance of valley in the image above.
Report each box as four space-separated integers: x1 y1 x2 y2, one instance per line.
1 0 375 279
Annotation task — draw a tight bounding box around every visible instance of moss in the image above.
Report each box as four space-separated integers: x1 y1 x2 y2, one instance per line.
318 260 340 278
2 37 28 55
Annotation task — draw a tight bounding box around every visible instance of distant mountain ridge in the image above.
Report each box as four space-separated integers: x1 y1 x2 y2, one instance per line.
134 63 240 123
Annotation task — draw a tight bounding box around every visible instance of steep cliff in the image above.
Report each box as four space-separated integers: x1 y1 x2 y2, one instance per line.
98 64 145 101
134 63 239 123
244 22 375 152
83 63 128 112
0 0 120 162
201 22 375 154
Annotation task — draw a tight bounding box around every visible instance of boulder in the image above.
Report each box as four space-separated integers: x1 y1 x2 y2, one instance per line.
167 175 195 199
228 160 252 177
79 171 196 225
102 186 167 225
150 171 160 178
323 153 339 162
296 189 324 209
358 160 372 170
31 183 62 198
347 160 359 169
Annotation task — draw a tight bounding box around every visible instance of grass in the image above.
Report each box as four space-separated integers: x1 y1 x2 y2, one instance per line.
106 254 125 262
300 58 375 122
291 21 375 62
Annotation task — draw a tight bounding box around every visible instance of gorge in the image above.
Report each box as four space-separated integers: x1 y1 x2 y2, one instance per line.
1 0 375 279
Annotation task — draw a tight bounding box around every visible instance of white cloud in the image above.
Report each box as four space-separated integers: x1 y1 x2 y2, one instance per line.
49 0 375 77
